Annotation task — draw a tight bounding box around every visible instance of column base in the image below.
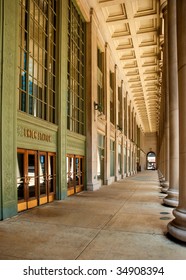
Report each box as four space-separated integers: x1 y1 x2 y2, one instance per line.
159 176 165 182
163 190 178 207
167 208 186 242
161 187 168 193
160 181 169 193
161 180 169 187
87 181 101 191
115 175 122 181
105 177 115 185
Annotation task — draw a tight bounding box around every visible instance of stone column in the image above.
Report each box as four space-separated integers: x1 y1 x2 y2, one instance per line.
163 0 179 207
121 80 125 178
158 60 165 181
167 0 186 241
86 9 100 190
104 42 111 185
160 1 169 191
126 93 129 176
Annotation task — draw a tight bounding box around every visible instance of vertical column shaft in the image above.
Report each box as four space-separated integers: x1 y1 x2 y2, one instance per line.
168 0 186 241
161 3 170 190
163 0 179 207
86 9 99 191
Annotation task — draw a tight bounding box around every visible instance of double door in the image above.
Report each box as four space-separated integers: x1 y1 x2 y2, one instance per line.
17 149 56 212
67 155 84 196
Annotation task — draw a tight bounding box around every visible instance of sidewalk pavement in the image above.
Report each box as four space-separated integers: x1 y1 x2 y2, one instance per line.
0 171 186 260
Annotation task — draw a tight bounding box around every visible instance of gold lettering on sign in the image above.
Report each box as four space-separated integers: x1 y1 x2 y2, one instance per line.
24 128 52 142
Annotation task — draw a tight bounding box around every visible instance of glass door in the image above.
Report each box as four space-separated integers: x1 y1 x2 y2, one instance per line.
17 150 27 211
48 153 56 202
67 155 84 196
17 149 56 212
27 151 38 209
67 154 75 196
38 152 47 205
17 149 38 211
75 156 84 193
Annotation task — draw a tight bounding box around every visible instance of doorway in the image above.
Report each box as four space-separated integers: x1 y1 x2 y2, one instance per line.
147 151 156 170
66 154 84 196
17 149 56 212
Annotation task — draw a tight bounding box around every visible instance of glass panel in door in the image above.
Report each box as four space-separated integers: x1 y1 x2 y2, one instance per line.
17 152 25 201
67 155 75 195
27 151 38 208
48 153 56 202
28 153 36 198
75 156 84 193
39 153 47 204
17 151 27 211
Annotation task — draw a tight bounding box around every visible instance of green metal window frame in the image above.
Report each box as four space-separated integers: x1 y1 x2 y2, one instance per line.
67 0 86 135
18 0 57 123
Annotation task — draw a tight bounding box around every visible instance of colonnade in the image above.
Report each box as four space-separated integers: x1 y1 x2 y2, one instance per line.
158 0 186 242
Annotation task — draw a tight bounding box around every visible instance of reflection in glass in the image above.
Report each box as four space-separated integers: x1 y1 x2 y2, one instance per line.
28 154 36 198
17 153 24 200
67 156 74 189
75 157 80 186
75 157 83 186
48 156 54 193
18 0 57 123
39 155 46 195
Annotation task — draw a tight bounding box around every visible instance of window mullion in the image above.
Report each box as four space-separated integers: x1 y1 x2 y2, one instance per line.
25 0 31 114
46 3 50 122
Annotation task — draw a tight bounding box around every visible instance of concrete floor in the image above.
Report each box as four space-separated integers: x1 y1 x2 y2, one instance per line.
0 170 186 260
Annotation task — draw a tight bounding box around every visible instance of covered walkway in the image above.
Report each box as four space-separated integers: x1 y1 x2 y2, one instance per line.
0 171 186 260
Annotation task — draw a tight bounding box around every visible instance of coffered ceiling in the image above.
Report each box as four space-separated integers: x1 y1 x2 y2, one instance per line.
87 0 162 133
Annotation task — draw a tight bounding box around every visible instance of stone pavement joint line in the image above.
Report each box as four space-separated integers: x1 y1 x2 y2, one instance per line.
0 171 186 260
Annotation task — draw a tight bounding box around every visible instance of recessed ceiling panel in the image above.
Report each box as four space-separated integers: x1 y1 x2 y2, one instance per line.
103 4 127 22
111 23 130 38
97 0 160 132
132 0 157 17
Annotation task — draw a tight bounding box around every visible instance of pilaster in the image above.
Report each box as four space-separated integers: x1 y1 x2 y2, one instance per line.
0 0 19 219
57 0 68 199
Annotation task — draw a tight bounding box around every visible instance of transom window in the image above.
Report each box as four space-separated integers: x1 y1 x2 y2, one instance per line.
67 0 86 135
18 0 57 124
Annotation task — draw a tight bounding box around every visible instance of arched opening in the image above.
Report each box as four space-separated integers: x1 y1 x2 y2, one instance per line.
147 152 156 170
